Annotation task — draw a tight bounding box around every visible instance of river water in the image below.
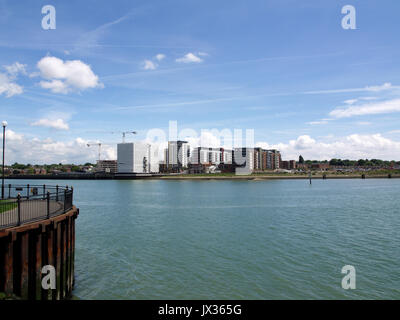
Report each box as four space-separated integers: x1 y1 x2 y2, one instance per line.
6 178 400 299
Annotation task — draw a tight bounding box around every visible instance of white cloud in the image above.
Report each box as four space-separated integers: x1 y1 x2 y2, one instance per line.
0 73 23 97
355 121 371 126
308 120 329 125
307 118 333 125
155 54 166 61
4 62 27 77
365 82 393 92
1 130 116 164
37 56 103 94
344 99 358 105
176 53 203 64
142 60 157 70
330 98 400 118
2 128 400 164
198 52 209 57
39 79 69 94
305 82 400 95
0 62 27 97
31 118 70 130
256 134 400 161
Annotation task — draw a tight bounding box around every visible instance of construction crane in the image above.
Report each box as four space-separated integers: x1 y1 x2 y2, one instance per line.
111 131 137 143
87 143 102 162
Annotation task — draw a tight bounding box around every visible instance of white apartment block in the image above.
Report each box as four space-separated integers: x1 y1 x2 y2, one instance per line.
117 142 159 173
165 141 190 170
233 147 254 174
190 147 233 165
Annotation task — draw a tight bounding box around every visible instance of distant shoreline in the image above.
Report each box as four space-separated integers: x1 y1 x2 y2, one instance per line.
4 173 399 180
159 174 399 180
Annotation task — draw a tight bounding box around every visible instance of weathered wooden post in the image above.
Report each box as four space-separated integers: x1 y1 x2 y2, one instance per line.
17 193 21 226
20 232 29 299
47 225 55 300
47 191 50 219
35 229 43 300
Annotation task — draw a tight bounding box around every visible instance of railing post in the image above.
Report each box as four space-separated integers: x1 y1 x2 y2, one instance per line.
27 184 30 199
64 189 67 213
47 191 50 219
56 185 59 202
17 193 21 226
43 185 46 200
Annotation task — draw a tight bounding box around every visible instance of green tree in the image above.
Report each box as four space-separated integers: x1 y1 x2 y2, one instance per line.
299 155 304 164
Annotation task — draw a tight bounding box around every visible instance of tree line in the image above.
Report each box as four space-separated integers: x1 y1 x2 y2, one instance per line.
298 156 400 167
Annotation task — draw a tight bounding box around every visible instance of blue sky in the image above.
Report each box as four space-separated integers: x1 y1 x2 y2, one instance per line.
1 0 400 163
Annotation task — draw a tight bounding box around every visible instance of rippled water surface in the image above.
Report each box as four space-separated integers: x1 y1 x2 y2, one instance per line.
9 179 400 299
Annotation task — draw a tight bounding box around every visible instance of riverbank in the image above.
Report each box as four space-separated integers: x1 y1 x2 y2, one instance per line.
159 174 399 180
4 173 399 180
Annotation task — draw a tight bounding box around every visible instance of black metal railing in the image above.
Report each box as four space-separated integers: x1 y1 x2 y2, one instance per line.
0 184 74 229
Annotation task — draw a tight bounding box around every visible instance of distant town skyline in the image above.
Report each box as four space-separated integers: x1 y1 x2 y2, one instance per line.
1 0 400 164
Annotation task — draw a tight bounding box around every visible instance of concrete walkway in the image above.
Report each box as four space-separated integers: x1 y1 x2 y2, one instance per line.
0 199 64 228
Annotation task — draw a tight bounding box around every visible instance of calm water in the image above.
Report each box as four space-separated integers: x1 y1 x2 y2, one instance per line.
7 178 400 299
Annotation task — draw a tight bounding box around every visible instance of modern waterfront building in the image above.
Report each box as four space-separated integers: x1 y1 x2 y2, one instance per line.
164 141 190 172
253 147 264 170
233 147 254 174
190 147 233 165
96 160 118 173
253 148 281 170
281 160 297 170
220 148 233 164
117 142 159 173
269 149 281 169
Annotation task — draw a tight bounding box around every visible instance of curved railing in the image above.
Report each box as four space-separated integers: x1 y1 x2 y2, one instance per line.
0 184 74 229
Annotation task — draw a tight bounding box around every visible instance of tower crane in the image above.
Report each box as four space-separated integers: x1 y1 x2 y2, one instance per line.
111 131 137 143
87 143 102 162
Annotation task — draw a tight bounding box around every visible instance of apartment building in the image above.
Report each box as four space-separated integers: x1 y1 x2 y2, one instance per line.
117 142 159 173
96 160 118 173
253 148 281 170
164 140 190 172
233 147 254 174
281 160 297 170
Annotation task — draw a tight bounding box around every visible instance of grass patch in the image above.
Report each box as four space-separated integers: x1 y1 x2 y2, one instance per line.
0 200 17 213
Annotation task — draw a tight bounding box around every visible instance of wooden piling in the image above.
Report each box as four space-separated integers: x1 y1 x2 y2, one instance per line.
20 233 29 299
35 231 42 300
0 207 78 300
4 235 14 293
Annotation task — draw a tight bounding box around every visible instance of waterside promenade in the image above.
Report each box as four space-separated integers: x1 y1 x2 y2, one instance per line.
0 185 78 300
